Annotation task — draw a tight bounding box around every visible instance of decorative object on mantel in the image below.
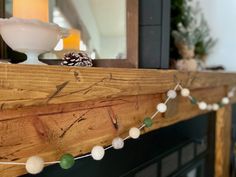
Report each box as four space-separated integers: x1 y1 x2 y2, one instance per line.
0 59 10 64
13 0 49 23
175 58 198 71
0 17 68 64
171 0 200 71
171 0 217 71
61 52 93 67
194 15 217 61
0 82 235 175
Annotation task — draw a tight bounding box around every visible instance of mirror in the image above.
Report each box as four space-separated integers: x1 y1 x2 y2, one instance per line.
1 0 138 67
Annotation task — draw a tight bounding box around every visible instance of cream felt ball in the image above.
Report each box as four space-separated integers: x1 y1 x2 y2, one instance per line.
157 103 167 113
181 88 190 97
222 97 230 105
167 90 177 99
91 146 105 160
112 137 124 150
228 91 234 98
129 127 140 139
25 156 44 174
212 103 219 111
207 104 213 111
198 101 207 110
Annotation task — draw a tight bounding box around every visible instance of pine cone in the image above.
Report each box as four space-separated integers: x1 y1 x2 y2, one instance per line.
61 52 93 67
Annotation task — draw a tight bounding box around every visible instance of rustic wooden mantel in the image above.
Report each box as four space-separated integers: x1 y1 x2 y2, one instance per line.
0 64 235 177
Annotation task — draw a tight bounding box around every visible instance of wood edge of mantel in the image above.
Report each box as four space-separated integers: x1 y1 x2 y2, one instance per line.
0 63 236 111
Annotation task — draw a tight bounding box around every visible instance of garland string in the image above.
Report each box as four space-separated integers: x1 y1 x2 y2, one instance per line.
0 83 235 174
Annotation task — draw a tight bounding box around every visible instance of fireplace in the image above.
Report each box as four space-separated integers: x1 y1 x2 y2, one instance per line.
22 113 215 177
121 113 215 177
230 104 236 177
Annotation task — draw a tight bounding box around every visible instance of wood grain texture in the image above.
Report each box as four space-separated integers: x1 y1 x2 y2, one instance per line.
0 86 233 176
0 64 235 176
0 64 236 110
215 105 232 177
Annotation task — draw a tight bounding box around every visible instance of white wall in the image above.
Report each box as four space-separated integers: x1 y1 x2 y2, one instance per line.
197 0 236 71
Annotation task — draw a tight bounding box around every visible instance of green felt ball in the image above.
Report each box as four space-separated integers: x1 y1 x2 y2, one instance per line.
218 102 224 108
190 97 197 105
144 117 153 128
60 153 75 170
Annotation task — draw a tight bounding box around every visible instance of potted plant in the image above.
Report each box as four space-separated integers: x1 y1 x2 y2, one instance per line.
171 1 201 71
171 0 216 71
195 17 217 61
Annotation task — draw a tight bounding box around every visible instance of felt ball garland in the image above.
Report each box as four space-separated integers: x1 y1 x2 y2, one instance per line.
222 97 230 105
228 91 235 98
190 96 198 105
129 127 141 139
207 104 213 111
167 90 177 99
143 117 153 128
1 83 235 175
91 146 105 160
198 101 207 110
112 137 124 150
181 88 190 97
59 154 75 169
213 103 220 111
157 103 167 113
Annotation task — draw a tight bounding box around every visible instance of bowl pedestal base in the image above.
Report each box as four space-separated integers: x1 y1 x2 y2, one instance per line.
21 52 44 65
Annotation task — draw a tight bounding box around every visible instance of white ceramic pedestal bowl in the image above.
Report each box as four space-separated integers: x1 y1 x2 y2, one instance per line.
0 17 68 64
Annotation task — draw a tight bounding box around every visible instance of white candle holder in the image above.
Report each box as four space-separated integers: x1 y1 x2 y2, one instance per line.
0 17 68 64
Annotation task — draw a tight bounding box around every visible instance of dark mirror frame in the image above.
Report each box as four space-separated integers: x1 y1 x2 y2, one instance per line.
0 0 6 59
0 0 139 68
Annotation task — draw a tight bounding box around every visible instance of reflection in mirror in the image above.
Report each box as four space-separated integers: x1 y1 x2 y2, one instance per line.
5 0 127 60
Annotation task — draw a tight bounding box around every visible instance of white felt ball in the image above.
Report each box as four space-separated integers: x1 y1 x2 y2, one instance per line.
198 101 207 110
129 127 140 139
212 104 219 111
222 97 230 105
228 91 234 98
25 156 44 174
91 146 105 160
207 104 213 111
167 90 177 99
157 103 167 113
181 88 190 97
112 137 124 150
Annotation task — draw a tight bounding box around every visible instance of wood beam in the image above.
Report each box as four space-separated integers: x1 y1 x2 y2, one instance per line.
0 64 234 176
0 86 232 176
0 64 236 110
215 105 232 177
